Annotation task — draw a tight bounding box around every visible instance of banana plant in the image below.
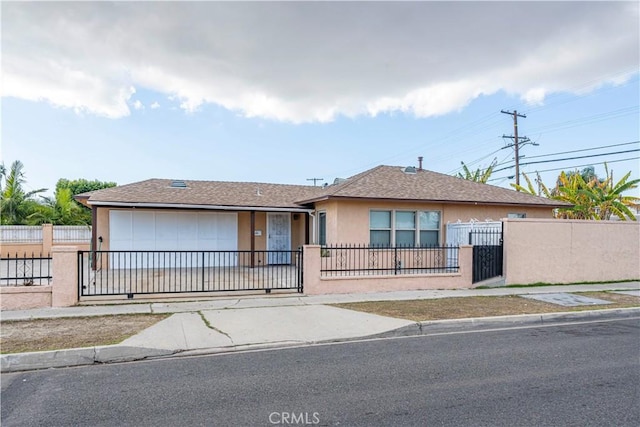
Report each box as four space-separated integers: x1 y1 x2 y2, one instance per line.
588 164 640 220
516 165 639 221
457 160 495 183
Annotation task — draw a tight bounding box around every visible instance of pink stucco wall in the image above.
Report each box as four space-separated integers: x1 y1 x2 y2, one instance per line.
1 223 89 257
303 245 473 295
313 199 553 245
503 218 640 285
0 286 52 310
1 246 80 311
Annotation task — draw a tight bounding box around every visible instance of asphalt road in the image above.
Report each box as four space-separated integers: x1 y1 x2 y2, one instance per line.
2 318 639 427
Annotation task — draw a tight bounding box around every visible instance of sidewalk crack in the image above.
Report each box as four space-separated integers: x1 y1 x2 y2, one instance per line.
197 311 234 344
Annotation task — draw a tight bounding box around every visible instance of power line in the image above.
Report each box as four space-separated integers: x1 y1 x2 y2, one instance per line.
522 141 639 160
493 148 640 173
517 149 639 168
447 147 504 174
526 106 639 134
488 156 640 182
529 156 640 175
471 140 639 173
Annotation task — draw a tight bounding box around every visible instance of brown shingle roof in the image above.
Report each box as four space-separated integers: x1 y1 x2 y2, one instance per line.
296 165 569 207
79 179 323 209
77 166 570 210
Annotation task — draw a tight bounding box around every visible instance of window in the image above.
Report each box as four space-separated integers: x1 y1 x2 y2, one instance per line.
369 210 441 246
419 211 440 246
370 210 391 246
395 211 415 247
318 211 327 246
508 213 526 219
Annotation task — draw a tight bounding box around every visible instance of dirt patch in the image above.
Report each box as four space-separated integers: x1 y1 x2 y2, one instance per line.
0 314 169 354
332 292 640 322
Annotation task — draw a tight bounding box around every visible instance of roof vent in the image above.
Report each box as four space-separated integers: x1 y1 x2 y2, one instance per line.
403 166 417 174
170 180 187 188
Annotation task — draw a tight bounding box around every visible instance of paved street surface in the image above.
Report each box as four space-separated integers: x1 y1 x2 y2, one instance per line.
2 318 638 427
2 283 639 372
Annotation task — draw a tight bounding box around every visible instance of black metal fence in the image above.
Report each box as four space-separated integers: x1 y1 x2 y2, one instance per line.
78 249 303 298
0 253 52 286
470 228 504 283
468 229 503 245
320 245 459 277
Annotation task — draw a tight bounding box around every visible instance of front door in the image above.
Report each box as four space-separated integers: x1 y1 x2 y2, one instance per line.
267 213 291 264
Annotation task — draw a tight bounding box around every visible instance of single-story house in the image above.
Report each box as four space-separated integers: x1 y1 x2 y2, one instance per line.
75 165 568 263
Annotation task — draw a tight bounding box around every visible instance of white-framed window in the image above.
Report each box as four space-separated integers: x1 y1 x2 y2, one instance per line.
395 211 416 247
507 213 526 218
369 210 441 247
419 211 440 246
370 210 392 246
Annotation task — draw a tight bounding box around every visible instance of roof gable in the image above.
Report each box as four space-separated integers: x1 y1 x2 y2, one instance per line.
296 165 568 207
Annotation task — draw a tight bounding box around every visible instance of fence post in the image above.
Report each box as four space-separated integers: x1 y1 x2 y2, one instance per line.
42 223 53 255
51 246 79 307
302 245 321 295
459 245 473 287
202 252 206 292
394 246 398 275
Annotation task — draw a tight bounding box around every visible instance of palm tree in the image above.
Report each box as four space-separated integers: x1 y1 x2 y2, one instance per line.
28 188 90 225
0 161 47 224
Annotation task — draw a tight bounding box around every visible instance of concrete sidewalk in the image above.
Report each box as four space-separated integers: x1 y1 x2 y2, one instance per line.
2 282 639 373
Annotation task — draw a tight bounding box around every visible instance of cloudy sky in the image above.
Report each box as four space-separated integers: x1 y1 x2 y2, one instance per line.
2 1 639 197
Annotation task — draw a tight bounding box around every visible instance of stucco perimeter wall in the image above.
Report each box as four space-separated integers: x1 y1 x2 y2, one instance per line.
1 246 80 310
303 245 473 295
503 219 640 285
0 286 52 310
1 223 89 257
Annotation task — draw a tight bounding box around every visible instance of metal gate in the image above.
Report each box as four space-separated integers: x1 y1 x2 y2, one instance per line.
470 228 503 284
78 249 303 298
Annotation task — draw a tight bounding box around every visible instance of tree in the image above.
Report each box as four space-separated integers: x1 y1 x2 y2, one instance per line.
28 188 90 225
514 164 640 221
562 165 601 185
0 161 47 224
55 178 117 196
456 160 495 183
589 165 640 220
52 178 117 225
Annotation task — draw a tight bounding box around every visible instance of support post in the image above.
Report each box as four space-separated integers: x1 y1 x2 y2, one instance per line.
52 246 79 307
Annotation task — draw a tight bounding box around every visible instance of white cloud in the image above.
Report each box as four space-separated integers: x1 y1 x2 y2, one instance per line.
150 102 160 109
2 1 638 122
132 100 144 110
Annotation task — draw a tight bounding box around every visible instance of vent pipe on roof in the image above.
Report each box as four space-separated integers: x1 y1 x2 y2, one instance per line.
418 156 423 171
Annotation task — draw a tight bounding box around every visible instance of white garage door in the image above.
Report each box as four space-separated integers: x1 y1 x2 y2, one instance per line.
109 210 238 268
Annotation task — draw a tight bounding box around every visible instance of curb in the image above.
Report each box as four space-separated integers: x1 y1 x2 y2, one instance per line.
2 307 639 373
1 346 176 373
370 307 640 339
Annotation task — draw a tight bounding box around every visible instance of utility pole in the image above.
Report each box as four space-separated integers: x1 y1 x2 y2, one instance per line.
306 178 324 186
501 109 528 186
